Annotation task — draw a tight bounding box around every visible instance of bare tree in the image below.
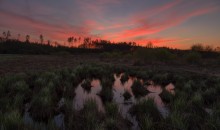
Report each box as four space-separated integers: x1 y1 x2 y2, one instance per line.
6 31 11 40
17 34 21 41
146 41 153 48
2 32 6 39
47 40 51 45
40 34 44 44
68 37 73 46
26 35 30 43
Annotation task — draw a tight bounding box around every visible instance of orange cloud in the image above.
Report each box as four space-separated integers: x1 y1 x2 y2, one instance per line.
107 6 217 42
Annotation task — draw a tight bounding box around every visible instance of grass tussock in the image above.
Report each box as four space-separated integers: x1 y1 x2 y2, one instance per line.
131 80 149 98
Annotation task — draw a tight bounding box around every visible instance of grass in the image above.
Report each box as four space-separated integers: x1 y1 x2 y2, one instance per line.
0 109 24 130
81 79 92 93
131 80 149 98
129 99 162 129
30 83 56 122
138 115 154 130
168 111 188 130
98 78 114 103
77 99 104 130
184 51 201 64
202 88 218 106
0 64 220 129
159 89 174 104
104 103 119 129
120 73 129 85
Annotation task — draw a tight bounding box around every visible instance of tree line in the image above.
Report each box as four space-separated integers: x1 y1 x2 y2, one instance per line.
0 30 219 54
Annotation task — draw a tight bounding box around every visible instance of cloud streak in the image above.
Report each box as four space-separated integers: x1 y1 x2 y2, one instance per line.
0 0 219 48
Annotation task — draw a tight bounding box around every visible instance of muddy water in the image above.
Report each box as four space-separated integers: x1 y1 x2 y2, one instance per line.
72 74 175 130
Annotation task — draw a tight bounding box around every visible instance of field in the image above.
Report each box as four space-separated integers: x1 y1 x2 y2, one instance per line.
0 53 220 130
1 0 220 129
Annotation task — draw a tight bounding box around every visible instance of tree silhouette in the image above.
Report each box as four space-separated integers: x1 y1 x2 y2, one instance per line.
2 32 6 40
26 35 30 43
146 42 153 48
6 31 11 40
17 34 21 41
47 40 51 45
68 37 74 47
40 34 44 44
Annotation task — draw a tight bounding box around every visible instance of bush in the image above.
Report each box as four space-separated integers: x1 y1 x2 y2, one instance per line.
191 44 204 51
154 48 176 62
133 48 154 62
185 51 201 64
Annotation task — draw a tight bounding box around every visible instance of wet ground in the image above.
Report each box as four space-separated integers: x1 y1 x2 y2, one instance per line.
0 54 220 77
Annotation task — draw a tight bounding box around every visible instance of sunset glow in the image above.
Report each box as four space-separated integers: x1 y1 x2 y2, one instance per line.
0 0 220 49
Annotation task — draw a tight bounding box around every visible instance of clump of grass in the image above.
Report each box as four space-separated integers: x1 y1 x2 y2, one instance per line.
0 109 24 130
104 118 118 130
184 51 201 64
159 89 174 104
63 72 79 99
151 73 174 86
169 91 188 113
202 88 218 106
139 115 154 130
98 78 114 103
120 73 129 85
154 48 176 62
133 60 145 66
30 83 56 122
129 99 162 126
123 91 132 101
105 103 119 119
104 103 119 129
131 80 149 98
168 111 188 130
183 80 194 93
81 79 92 93
80 99 103 130
74 65 106 80
191 92 203 107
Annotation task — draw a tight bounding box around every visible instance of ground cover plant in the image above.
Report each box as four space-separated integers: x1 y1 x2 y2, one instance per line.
0 64 219 130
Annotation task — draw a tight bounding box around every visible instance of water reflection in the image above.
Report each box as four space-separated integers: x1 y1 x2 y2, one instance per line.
165 83 175 95
72 75 175 129
73 79 104 112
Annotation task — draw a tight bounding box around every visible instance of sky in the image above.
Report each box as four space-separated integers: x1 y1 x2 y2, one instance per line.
0 0 220 49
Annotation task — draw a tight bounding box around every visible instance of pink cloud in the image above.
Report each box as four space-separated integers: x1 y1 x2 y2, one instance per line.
0 10 96 43
108 5 217 42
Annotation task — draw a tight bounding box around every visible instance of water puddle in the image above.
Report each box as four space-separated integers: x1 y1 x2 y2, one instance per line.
72 74 175 129
23 73 175 130
73 79 104 112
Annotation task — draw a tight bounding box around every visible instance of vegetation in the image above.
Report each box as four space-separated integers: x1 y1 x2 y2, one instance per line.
98 78 114 103
131 80 149 98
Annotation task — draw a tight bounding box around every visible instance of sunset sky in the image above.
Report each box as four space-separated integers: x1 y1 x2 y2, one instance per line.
0 0 220 49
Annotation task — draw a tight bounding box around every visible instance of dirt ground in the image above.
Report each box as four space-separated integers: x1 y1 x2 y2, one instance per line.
0 54 220 77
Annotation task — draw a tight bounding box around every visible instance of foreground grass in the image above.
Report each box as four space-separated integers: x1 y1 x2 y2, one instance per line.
0 64 220 130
